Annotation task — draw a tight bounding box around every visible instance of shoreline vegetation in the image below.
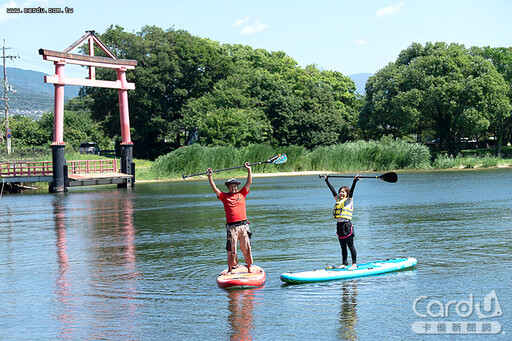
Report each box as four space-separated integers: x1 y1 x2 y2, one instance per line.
138 165 512 184
138 141 512 181
4 141 511 190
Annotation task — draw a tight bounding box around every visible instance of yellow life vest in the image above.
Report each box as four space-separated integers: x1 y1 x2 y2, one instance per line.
333 197 353 220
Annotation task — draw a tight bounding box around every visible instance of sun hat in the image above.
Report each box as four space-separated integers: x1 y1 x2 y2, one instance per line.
224 178 241 186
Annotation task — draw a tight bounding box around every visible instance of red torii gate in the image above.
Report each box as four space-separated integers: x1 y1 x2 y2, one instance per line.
39 30 137 192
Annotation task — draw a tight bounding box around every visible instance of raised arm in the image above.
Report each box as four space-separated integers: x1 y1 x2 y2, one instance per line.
243 162 252 191
322 175 338 198
207 168 221 197
348 173 361 199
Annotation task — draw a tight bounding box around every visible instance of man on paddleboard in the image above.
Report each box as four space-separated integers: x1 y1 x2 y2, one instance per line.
207 163 253 274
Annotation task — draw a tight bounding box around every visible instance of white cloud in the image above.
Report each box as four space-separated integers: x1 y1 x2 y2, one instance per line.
233 16 250 28
375 2 404 18
241 22 268 35
233 17 268 35
355 39 367 46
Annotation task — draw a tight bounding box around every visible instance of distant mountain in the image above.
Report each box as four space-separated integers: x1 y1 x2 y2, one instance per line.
349 73 373 95
1 67 81 112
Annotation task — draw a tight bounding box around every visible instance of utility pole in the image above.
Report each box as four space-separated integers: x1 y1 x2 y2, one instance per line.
2 39 18 154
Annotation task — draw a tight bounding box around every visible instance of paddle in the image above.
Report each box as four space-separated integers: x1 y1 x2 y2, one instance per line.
182 153 288 179
319 172 398 183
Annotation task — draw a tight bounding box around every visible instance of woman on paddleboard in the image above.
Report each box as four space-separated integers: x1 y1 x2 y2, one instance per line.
322 174 361 270
207 163 253 274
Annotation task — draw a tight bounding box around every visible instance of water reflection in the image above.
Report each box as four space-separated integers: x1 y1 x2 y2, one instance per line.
52 191 141 339
227 289 260 341
53 198 75 338
1 169 511 340
338 281 358 340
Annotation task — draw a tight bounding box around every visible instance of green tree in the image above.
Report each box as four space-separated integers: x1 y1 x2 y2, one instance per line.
10 105 109 151
360 63 420 139
35 108 111 151
188 107 270 146
470 46 512 154
83 26 358 155
361 42 511 155
83 25 233 159
285 65 358 148
183 45 358 149
10 115 49 148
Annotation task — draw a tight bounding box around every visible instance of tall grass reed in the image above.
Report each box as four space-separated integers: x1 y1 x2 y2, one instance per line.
151 141 432 179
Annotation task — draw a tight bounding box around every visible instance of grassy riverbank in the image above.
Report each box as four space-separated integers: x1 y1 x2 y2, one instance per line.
143 142 512 181
6 143 511 188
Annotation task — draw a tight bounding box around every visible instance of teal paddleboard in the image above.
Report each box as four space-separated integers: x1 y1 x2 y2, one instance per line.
280 257 417 284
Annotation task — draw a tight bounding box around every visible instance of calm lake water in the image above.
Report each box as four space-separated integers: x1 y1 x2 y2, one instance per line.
1 169 511 340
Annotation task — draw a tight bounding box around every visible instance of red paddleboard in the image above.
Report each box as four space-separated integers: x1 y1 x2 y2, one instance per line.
217 265 266 289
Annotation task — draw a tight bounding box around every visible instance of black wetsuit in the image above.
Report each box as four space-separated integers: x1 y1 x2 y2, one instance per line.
325 177 358 266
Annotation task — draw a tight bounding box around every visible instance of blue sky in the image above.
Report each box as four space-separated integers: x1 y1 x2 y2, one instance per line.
1 0 511 79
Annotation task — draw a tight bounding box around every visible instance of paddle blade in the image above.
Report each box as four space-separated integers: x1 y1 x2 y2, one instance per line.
267 153 288 165
379 172 398 183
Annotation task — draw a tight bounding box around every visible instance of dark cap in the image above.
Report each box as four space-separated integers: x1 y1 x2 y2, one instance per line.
224 178 241 186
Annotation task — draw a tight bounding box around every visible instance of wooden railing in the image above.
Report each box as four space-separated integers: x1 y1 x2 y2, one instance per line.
0 159 118 177
67 159 118 174
0 161 53 177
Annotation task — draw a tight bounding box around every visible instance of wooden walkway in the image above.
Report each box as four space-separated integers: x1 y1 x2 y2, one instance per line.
68 172 133 187
0 159 132 187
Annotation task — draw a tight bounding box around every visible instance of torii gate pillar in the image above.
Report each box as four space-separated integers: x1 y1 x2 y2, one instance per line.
117 67 134 187
51 61 67 192
40 31 137 192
